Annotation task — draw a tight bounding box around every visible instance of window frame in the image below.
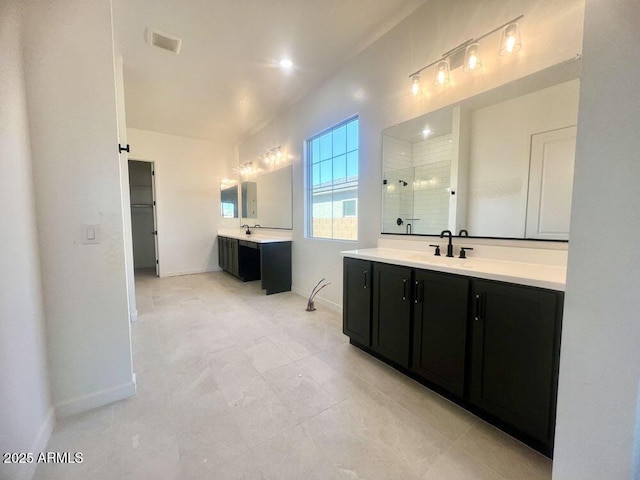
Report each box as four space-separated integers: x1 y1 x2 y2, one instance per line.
305 115 359 241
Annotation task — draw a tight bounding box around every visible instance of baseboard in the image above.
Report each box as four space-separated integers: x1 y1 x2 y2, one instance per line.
160 267 219 278
292 286 343 314
54 380 136 418
17 407 55 480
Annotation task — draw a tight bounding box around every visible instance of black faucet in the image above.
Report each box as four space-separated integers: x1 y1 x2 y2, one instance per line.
458 229 469 237
440 230 454 257
241 224 251 235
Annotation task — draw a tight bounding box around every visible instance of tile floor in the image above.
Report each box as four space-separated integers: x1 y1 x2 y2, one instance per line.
34 270 552 480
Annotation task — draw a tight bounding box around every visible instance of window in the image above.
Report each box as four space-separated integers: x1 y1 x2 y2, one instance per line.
307 117 358 240
343 199 357 217
221 202 236 218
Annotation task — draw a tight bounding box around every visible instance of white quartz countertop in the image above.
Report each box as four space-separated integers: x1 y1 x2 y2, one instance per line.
218 231 291 244
341 248 566 291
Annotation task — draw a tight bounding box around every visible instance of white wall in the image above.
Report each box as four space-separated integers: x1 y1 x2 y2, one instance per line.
238 0 584 309
552 1 640 478
127 128 235 276
0 2 53 479
21 0 134 416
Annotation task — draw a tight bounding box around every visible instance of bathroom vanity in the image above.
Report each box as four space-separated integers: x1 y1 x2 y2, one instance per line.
218 232 291 294
342 248 564 456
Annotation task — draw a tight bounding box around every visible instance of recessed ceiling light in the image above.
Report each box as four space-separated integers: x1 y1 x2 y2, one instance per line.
422 128 432 137
279 58 293 69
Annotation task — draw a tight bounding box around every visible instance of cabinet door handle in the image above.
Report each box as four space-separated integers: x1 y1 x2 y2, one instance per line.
402 278 407 301
414 280 420 304
474 293 482 321
363 270 368 289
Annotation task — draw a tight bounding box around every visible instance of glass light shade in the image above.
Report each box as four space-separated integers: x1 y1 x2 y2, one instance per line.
433 60 450 86
499 22 522 55
411 74 420 95
463 43 482 72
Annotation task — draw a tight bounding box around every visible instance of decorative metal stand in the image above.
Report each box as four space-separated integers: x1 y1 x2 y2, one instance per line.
306 278 330 311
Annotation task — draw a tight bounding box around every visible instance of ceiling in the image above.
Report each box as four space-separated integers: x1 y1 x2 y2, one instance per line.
112 0 427 144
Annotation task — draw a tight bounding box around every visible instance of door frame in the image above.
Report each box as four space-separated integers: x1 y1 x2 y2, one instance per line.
128 158 159 276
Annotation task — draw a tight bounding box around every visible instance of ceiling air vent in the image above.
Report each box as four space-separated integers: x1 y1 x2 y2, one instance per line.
146 28 182 54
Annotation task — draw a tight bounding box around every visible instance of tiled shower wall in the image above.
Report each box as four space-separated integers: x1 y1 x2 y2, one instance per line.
411 134 452 234
382 133 453 234
382 136 413 233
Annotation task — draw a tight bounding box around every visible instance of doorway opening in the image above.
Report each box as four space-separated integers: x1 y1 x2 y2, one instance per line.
128 160 159 276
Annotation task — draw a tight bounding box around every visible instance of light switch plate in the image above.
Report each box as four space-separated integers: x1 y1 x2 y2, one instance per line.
81 224 100 244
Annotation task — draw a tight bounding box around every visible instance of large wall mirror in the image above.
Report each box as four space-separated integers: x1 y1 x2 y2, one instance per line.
382 58 581 241
241 165 293 229
220 180 238 218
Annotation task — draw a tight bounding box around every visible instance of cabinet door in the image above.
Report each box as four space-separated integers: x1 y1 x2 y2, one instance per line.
261 242 291 294
342 258 372 345
229 238 239 277
470 280 562 445
372 263 412 368
218 237 225 270
412 270 469 397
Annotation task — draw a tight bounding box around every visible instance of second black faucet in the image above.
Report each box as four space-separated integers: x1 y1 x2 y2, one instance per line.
440 230 454 257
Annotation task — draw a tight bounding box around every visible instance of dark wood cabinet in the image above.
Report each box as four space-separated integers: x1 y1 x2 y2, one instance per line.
260 242 292 295
412 270 469 397
469 279 563 446
341 256 564 455
372 263 412 368
218 236 239 277
342 258 372 346
218 236 291 294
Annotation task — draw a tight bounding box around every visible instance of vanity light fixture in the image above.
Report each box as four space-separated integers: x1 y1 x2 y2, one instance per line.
409 14 523 94
463 42 482 72
411 74 421 95
239 161 255 177
433 60 451 86
499 22 522 55
260 146 283 169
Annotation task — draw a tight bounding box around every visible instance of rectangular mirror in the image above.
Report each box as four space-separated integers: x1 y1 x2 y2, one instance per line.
220 180 239 218
382 58 581 241
241 165 293 229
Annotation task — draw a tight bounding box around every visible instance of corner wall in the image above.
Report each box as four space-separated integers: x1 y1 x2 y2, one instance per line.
0 2 53 479
552 1 640 478
21 0 134 416
127 128 235 277
238 0 584 308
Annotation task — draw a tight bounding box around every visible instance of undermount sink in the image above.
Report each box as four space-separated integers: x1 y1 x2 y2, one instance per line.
406 254 474 269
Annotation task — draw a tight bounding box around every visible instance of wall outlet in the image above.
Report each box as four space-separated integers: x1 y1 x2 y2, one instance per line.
81 224 100 244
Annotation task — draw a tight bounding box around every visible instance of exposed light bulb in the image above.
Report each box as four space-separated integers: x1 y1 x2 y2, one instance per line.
463 43 482 72
411 74 420 95
433 60 450 86
499 23 521 56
